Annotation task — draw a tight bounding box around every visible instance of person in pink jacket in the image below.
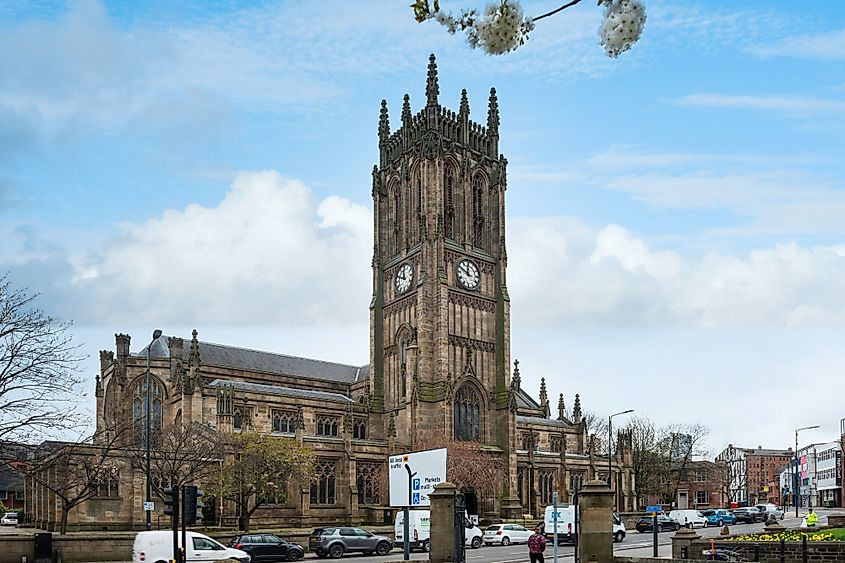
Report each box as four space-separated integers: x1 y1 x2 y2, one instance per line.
527 526 548 563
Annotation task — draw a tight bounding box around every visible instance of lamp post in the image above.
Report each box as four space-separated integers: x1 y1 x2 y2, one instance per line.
146 329 163 531
794 425 819 518
608 409 634 505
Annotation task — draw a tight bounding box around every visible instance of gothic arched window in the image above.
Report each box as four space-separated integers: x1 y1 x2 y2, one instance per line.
538 471 554 504
472 176 484 247
453 385 481 441
444 169 454 239
133 379 164 445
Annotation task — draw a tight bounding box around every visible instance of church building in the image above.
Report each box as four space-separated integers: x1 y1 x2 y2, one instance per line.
29 56 635 531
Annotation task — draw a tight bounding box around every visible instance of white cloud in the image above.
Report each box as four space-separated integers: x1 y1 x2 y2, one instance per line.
749 28 845 60
672 94 845 116
509 218 845 327
67 171 372 326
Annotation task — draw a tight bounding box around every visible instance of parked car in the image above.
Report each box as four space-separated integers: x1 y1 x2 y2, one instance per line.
483 523 532 546
667 510 708 529
1 512 19 526
635 515 680 533
701 509 736 526
731 507 764 524
755 503 784 520
612 513 627 543
228 534 305 561
309 527 392 558
394 509 483 551
133 530 249 563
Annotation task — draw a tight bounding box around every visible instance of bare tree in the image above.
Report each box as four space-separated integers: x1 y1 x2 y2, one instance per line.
624 416 661 506
26 424 130 533
582 410 609 456
131 422 226 494
209 432 313 532
657 423 710 506
0 275 85 442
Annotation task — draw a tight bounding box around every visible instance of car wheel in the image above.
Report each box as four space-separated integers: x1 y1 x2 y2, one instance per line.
422 539 431 553
657 524 664 533
329 544 344 559
686 523 692 529
675 523 681 531
288 551 302 562
501 536 510 546
375 541 392 556
614 532 624 543
471 537 482 549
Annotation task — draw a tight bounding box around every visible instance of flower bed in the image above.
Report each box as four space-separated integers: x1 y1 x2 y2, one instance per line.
723 527 845 542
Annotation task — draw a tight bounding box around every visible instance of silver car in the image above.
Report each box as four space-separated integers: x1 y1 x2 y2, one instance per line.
309 527 392 558
755 504 784 520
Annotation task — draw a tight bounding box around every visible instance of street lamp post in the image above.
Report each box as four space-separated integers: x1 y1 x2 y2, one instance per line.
608 409 634 505
794 425 819 519
146 329 163 531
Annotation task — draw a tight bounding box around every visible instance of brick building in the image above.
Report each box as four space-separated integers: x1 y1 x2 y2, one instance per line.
27 56 634 531
716 445 792 506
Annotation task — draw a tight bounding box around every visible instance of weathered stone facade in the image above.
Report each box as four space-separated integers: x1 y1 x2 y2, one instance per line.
28 56 634 531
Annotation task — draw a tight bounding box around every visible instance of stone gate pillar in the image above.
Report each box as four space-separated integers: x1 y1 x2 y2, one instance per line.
429 481 458 563
578 479 614 563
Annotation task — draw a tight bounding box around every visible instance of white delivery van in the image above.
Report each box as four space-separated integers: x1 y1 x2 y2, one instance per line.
132 530 249 563
544 504 576 544
395 509 483 552
544 505 626 544
667 509 707 529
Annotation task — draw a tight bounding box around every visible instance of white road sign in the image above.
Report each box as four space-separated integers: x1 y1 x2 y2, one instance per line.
388 448 447 507
143 501 155 512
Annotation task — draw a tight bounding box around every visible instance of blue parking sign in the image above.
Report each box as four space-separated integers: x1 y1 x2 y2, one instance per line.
412 492 420 504
413 478 420 491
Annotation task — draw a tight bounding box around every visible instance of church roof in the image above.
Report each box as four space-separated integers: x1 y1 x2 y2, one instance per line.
207 379 354 403
515 388 540 409
135 335 369 384
516 415 571 428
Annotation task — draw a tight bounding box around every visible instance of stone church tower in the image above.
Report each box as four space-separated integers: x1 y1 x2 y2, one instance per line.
369 55 521 514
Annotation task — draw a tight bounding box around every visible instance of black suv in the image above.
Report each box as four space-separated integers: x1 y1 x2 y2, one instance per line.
228 534 305 562
731 507 763 524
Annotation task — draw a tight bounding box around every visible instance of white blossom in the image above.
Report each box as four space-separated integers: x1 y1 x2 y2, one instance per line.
599 0 646 58
475 0 531 55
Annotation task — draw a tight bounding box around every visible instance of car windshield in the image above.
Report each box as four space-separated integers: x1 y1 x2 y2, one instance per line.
4 513 16 517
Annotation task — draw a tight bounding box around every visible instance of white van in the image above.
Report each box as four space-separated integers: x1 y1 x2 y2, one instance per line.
667 509 707 529
132 530 249 563
394 509 483 552
544 505 626 543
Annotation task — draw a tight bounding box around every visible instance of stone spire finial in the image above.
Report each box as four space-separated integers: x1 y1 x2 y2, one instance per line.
512 359 521 389
295 404 305 431
459 88 470 117
189 329 200 369
558 393 565 421
402 94 412 124
426 54 439 107
539 377 549 417
573 393 582 421
95 373 103 397
487 87 499 133
379 99 390 144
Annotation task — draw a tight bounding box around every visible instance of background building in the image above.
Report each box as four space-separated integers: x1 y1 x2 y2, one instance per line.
716 444 792 506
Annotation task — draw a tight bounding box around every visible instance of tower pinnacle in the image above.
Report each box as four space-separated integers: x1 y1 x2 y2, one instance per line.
487 87 499 133
378 99 390 144
459 88 470 118
426 54 439 107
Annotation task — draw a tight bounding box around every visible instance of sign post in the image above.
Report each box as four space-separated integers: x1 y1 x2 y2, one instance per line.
389 448 447 562
552 491 559 563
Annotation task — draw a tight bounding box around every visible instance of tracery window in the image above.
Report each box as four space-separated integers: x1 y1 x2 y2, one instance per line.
272 410 295 433
133 379 164 445
233 406 253 431
317 416 339 437
550 436 563 453
453 385 481 441
570 472 584 492
95 474 120 498
472 176 484 247
310 460 337 505
444 169 454 239
357 462 382 505
521 432 537 452
353 419 367 440
538 471 554 504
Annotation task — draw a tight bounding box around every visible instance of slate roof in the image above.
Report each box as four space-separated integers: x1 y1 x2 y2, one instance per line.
516 415 571 428
135 335 369 384
208 379 354 404
516 388 540 409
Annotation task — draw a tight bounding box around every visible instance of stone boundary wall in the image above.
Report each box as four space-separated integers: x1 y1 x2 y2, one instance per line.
0 527 396 563
614 558 710 563
689 537 845 563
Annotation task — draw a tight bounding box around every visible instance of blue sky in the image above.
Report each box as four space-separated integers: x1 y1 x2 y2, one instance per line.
1 0 844 452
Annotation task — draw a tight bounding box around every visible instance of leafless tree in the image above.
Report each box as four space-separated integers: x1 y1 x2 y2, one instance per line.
0 275 85 443
26 424 130 533
130 422 226 495
657 423 710 505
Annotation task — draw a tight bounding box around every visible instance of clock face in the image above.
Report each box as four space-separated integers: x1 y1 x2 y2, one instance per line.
395 263 413 294
456 259 480 290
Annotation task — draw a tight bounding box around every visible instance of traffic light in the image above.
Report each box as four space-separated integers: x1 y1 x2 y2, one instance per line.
162 486 180 522
183 485 204 525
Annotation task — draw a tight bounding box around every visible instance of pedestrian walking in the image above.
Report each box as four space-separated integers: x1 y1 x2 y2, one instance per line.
806 508 818 527
528 525 547 563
